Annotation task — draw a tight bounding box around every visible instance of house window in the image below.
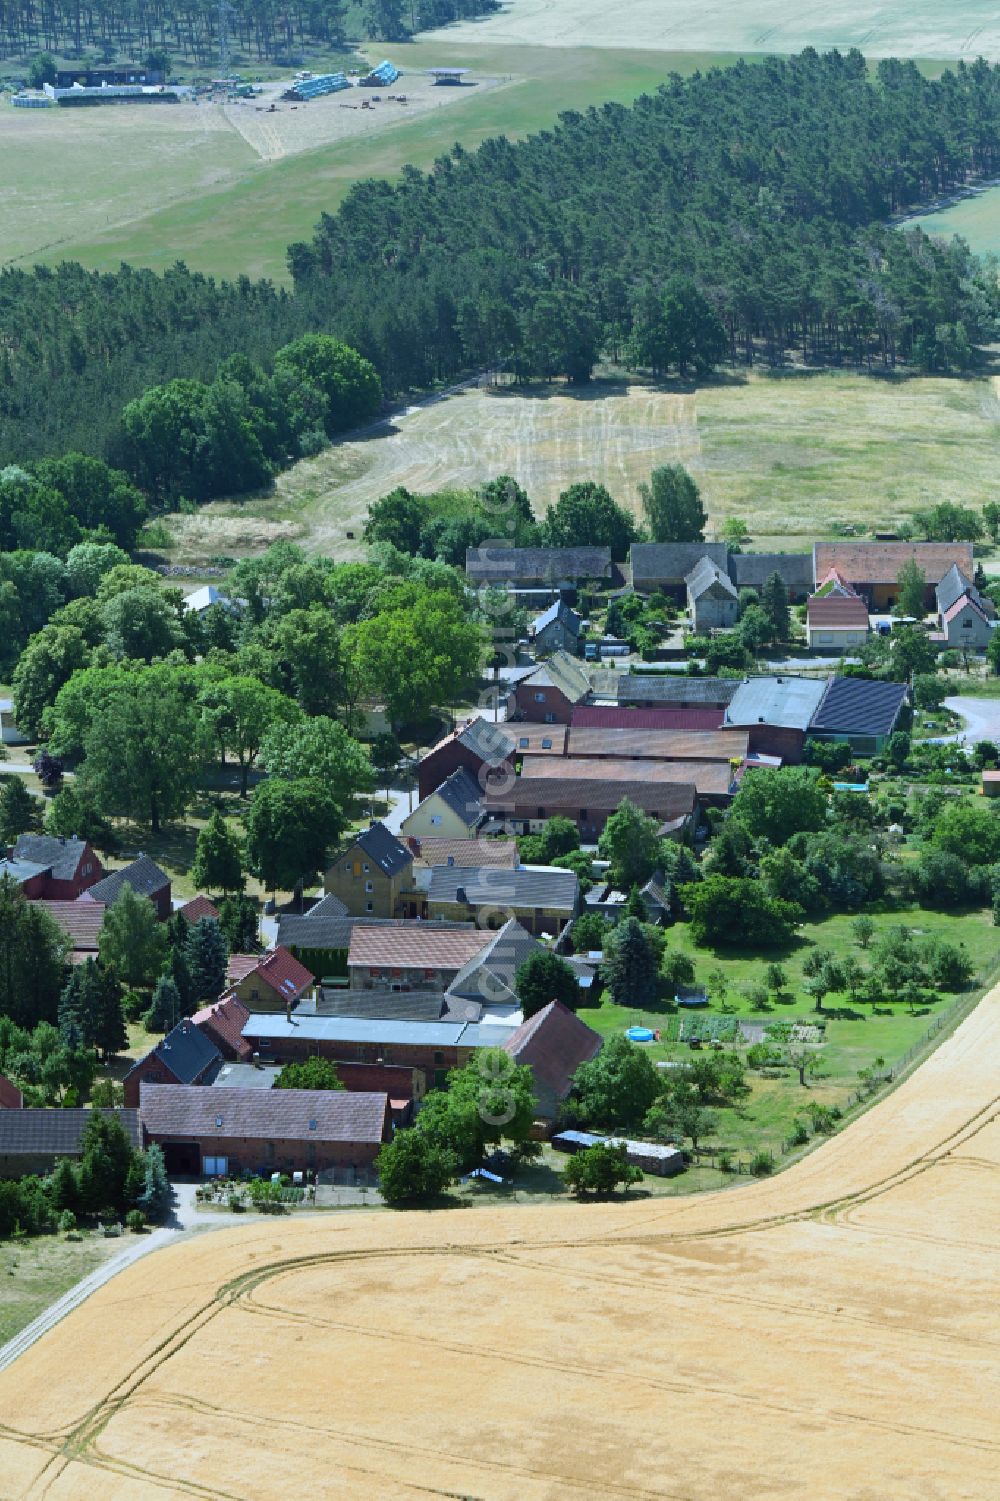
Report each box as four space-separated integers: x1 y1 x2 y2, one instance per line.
366 902 374 912
365 880 374 892
203 1155 228 1177
544 713 556 724
250 988 259 1001
434 1051 445 1064
962 618 972 628
363 864 370 874
541 738 552 749
430 814 442 826
534 692 546 703
519 737 529 748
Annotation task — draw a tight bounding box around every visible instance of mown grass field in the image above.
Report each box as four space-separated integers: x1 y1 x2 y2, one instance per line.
158 370 1000 563
903 180 1000 258
24 41 743 284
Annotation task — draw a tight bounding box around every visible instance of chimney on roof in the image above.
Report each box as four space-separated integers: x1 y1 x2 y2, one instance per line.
285 1000 291 1023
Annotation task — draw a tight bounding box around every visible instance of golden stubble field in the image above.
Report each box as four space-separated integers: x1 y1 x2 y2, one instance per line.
1 983 999 1499
167 371 1000 563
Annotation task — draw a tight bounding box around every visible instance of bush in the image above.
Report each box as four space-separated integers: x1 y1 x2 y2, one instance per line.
58 1209 77 1234
125 1208 145 1233
562 1142 643 1197
749 1151 774 1177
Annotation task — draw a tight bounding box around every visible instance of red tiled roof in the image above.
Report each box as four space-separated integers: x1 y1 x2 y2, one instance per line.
191 992 252 1060
943 595 989 626
179 895 221 924
227 953 261 983
348 925 493 971
139 1083 390 1145
565 726 748 762
405 836 519 869
0 1072 23 1109
814 541 974 587
34 900 105 949
487 775 699 820
503 1000 602 1110
572 705 725 731
253 946 314 1002
519 755 733 796
807 595 870 627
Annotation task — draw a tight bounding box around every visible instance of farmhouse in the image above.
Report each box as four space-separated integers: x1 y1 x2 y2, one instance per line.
806 571 870 652
530 598 584 656
417 717 514 801
241 1014 518 1096
932 564 995 651
29 900 105 964
123 1020 223 1108
466 545 612 591
401 767 487 842
139 1083 391 1178
324 822 415 918
229 946 314 1013
347 924 494 992
404 835 520 870
510 652 593 723
686 556 739 632
812 541 975 610
426 864 579 935
502 1000 603 1122
807 677 909 755
630 542 729 596
277 909 474 985
4 835 104 900
486 773 698 840
85 853 172 921
190 993 253 1061
0 1109 140 1179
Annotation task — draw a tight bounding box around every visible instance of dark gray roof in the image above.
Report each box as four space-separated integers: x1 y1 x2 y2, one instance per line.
89 853 170 905
0 858 49 885
809 677 908 737
428 864 579 913
448 918 543 1003
726 676 828 732
316 989 477 1022
686 556 737 600
935 563 979 616
455 717 515 764
126 1019 221 1088
0 1108 140 1155
353 822 412 878
140 1083 390 1144
616 674 739 706
729 553 814 596
11 834 91 883
433 766 484 826
532 599 583 635
467 546 612 583
212 1062 281 1089
242 1014 517 1049
631 542 729 586
306 892 349 920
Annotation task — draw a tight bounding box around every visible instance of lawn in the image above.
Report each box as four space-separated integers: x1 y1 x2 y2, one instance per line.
575 906 1000 1174
902 181 1000 258
154 370 1000 565
0 1232 121 1346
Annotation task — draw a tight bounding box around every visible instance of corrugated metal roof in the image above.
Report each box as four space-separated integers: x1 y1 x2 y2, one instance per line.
726 676 828 732
486 776 699 819
242 1014 517 1048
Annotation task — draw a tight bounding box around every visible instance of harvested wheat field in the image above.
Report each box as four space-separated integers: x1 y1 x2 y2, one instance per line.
175 371 1000 563
2 986 1000 1499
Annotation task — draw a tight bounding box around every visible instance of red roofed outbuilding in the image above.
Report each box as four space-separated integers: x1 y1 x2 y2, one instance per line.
178 895 222 925
229 946 315 1013
191 992 253 1060
0 1072 23 1110
503 1000 602 1123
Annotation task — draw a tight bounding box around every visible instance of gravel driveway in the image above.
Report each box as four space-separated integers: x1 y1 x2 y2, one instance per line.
942 696 1000 745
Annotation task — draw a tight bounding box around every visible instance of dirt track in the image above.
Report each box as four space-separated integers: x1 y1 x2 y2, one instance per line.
1 983 999 1498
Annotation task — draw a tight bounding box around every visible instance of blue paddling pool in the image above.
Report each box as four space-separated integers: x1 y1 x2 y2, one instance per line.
626 1026 655 1043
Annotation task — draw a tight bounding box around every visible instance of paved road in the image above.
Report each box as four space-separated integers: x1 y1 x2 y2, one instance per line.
943 696 1000 745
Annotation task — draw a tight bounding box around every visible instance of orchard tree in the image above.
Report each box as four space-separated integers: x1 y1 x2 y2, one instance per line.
564 1142 643 1197
638 465 706 543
